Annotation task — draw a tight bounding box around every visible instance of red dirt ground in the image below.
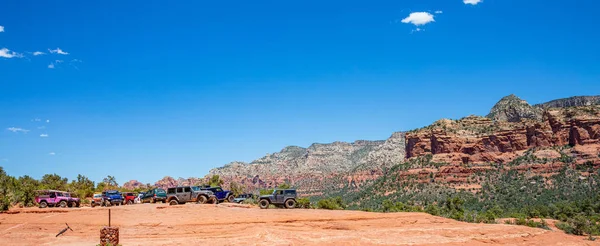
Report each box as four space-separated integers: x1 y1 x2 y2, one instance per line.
0 203 597 246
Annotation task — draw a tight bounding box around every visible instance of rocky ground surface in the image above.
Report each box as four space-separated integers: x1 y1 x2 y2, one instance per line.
0 204 596 246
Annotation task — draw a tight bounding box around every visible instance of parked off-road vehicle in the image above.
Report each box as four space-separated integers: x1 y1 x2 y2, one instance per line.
122 192 136 205
35 190 80 208
258 189 297 209
101 190 124 206
166 186 217 205
90 193 103 207
141 188 167 203
199 186 235 203
233 193 255 204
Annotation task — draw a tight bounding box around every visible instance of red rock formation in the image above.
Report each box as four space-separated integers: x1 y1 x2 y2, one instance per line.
406 110 600 165
122 180 146 191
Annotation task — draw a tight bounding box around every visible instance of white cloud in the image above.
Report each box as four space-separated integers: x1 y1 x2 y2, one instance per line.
33 118 41 122
38 126 46 129
435 10 443 14
46 120 50 123
464 0 482 5
48 63 55 69
0 48 23 58
7 127 29 133
0 26 4 32
401 12 435 26
40 134 49 138
49 152 56 156
49 48 69 55
33 51 45 56
0 159 7 162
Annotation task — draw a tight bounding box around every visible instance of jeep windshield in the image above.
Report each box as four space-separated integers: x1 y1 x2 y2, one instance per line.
191 186 200 191
107 191 119 195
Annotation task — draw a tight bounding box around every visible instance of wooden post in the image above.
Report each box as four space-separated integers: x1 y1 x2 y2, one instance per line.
100 209 119 246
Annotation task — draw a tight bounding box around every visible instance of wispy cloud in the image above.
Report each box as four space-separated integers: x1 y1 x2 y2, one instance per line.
49 48 69 55
411 28 424 34
46 119 50 123
49 152 56 156
7 127 29 133
70 59 83 69
0 159 8 162
401 12 435 26
0 26 4 32
32 118 41 122
33 51 45 56
40 134 49 138
464 0 482 5
38 126 46 129
48 60 63 69
435 10 443 14
0 48 23 58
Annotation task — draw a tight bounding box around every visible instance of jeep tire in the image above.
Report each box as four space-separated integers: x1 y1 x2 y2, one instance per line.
259 199 270 209
169 200 178 206
59 201 67 208
208 197 217 204
39 201 48 208
285 199 296 209
69 201 77 208
197 195 207 204
227 195 235 203
128 200 133 205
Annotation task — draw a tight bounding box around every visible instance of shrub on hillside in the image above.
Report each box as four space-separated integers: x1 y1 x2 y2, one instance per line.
296 197 312 209
317 197 346 210
242 198 257 205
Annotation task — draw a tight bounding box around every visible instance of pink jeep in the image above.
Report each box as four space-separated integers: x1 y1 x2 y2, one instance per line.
35 190 80 208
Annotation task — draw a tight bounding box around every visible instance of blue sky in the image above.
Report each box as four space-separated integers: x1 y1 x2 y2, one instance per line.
1 0 599 184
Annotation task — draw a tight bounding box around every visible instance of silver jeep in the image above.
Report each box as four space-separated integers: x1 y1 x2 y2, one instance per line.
258 189 297 209
166 186 217 205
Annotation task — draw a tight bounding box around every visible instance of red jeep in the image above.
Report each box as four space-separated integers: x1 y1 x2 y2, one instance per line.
122 192 136 205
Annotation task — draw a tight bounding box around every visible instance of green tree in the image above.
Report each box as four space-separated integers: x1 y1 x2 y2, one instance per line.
0 167 15 211
209 175 224 187
70 174 95 198
95 182 107 192
102 175 118 190
14 175 40 207
229 181 244 196
39 173 68 191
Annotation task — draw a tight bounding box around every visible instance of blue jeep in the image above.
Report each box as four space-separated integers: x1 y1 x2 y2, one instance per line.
199 186 235 203
101 190 124 206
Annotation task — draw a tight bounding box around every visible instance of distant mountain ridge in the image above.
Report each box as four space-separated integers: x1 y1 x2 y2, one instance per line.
124 94 600 194
535 95 600 108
